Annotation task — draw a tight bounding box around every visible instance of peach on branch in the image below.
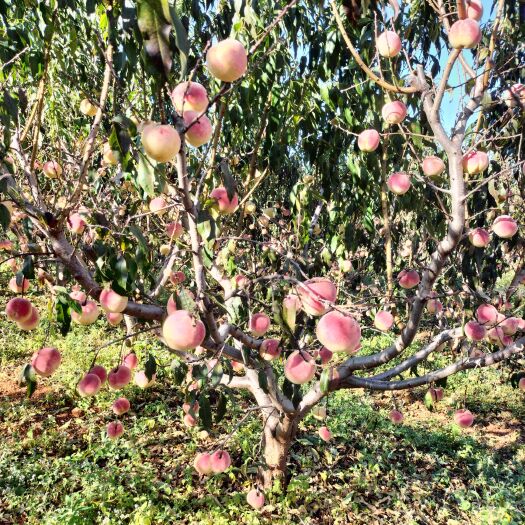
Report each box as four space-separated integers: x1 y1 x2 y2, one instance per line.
357 129 380 152
122 353 138 370
162 310 206 351
42 160 62 178
166 221 183 239
502 83 525 108
318 426 332 442
170 271 186 285
259 339 282 361
70 287 87 303
486 326 505 344
102 142 118 165
374 310 394 331
141 123 181 163
398 269 420 289
421 156 445 177
246 488 265 510
297 278 337 316
210 187 239 214
500 317 518 336
210 450 231 473
194 452 213 475
112 397 131 415
454 408 474 428
387 172 411 195
89 365 107 383
468 227 490 247
108 365 132 389
77 373 102 397
466 0 483 20
249 312 271 337
31 347 61 377
448 19 481 49
476 303 498 326
149 196 168 215
171 81 209 112
80 98 97 116
68 212 87 235
492 215 517 239
8 276 30 293
316 310 361 353
159 244 171 256
284 350 316 384
17 307 40 330
376 30 402 58
100 288 128 313
106 420 124 439
5 297 33 322
71 300 100 325
464 320 486 341
462 150 488 174
183 111 213 147
389 409 404 424
381 100 407 125
106 312 123 326
319 347 333 364
426 292 443 314
206 38 248 82
134 370 156 388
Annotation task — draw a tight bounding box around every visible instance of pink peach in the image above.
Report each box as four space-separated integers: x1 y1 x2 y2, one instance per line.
284 350 316 384
374 310 394 331
249 312 271 337
108 365 132 389
259 339 281 361
206 39 248 82
77 373 102 396
468 227 490 247
454 408 474 427
297 278 337 316
376 30 402 58
171 81 209 112
106 420 124 439
398 270 420 289
112 397 131 415
464 320 487 341
210 187 238 214
492 215 518 239
31 347 61 377
422 156 445 177
100 288 128 313
162 310 206 351
381 100 407 125
357 129 380 152
316 310 361 353
462 150 489 174
183 111 213 147
387 172 411 195
449 19 481 49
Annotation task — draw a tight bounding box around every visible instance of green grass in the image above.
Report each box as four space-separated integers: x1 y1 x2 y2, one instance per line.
0 278 524 524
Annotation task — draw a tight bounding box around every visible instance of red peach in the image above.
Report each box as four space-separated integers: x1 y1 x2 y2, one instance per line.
398 270 420 289
183 111 213 147
231 360 244 373
427 292 443 314
149 197 168 216
70 288 87 303
376 30 402 58
134 370 156 388
210 450 231 473
169 271 186 285
106 312 123 326
31 347 61 377
122 353 138 370
141 123 181 163
318 425 332 442
89 365 107 383
249 312 271 337
171 81 209 113
476 304 498 326
166 221 183 239
42 160 62 178
500 317 519 336
454 408 474 427
8 276 30 293
374 310 394 331
246 488 265 510
259 339 282 361
467 0 483 20
381 100 407 124
319 347 333 364
492 215 518 239
316 310 361 353
5 297 33 322
71 300 100 325
183 413 198 427
422 156 445 177
17 307 40 330
194 452 213 475
106 420 124 439
206 39 248 82
468 227 490 247
68 212 87 235
357 129 380 152
387 172 411 195
100 288 128 313
162 310 206 351
112 397 131 415
210 187 239 214
284 350 316 384
449 19 481 49
108 365 132 389
464 320 487 341
297 278 337 316
389 409 404 424
462 150 488 174
77 373 102 396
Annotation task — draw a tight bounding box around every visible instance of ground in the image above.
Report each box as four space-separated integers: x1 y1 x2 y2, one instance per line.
0 281 524 525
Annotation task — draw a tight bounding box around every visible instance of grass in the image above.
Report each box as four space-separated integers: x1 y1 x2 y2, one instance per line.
0 277 524 524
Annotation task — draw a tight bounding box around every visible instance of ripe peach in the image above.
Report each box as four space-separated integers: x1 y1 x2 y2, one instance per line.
381 100 407 125
284 350 316 384
427 387 444 403
80 98 97 116
502 83 525 108
357 129 380 152
170 271 186 285
89 365 107 383
102 142 118 165
108 365 132 389
183 111 213 147
374 310 394 331
297 278 337 316
42 160 62 178
376 30 402 58
476 304 498 325
467 0 483 20
31 347 61 377
454 408 474 428
487 326 505 344
5 297 33 322
166 221 183 239
468 227 490 247
134 370 156 388
0 239 13 251
316 310 361 353
319 347 333 364
210 187 238 214
259 339 282 361
500 317 518 336
210 450 231 473
100 288 128 313
70 288 87 303
206 39 248 82
233 274 249 289
17 307 40 330
318 426 332 442
141 123 181 163
106 312 123 326
112 397 131 415
246 488 265 510
389 409 404 424
249 312 271 337
426 292 443 314
122 353 138 370
492 215 518 239
77 373 102 396
398 269 420 289
387 172 411 195
449 19 481 49
171 81 209 113
8 276 30 293
464 320 487 341
231 360 244 372
71 300 100 325
68 212 87 235
422 156 445 177
162 310 206 351
149 196 168 215
106 420 124 439
462 150 488 174
194 452 213 475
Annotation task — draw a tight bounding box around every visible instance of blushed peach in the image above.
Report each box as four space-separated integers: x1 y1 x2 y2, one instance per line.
467 0 483 20
374 310 394 331
297 278 337 316
376 30 402 58
100 288 128 313
106 312 123 326
112 397 131 415
194 452 213 475
183 111 213 147
398 270 420 289
284 350 316 384
31 347 61 377
171 81 209 112
108 365 132 389
5 297 33 322
316 310 361 353
89 365 107 383
68 212 87 235
454 408 474 427
389 409 404 424
77 373 102 396
357 129 380 152
246 488 265 510
464 320 486 341
149 197 168 215
259 338 281 361
134 370 156 388
17 307 40 330
8 276 30 293
210 450 231 473
422 156 445 177
319 347 333 364
106 420 124 439
141 123 181 163
166 221 183 239
162 310 206 351
381 100 407 124
210 187 238 214
249 312 271 337
502 83 525 108
71 300 100 325
206 39 248 82
42 160 62 178
387 172 411 195
468 227 490 247
476 304 498 325
318 426 332 442
449 19 481 49
122 353 138 370
427 292 443 314
500 317 519 336
462 150 488 174
492 215 518 239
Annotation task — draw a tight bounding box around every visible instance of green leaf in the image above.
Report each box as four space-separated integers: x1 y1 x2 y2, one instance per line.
320 368 331 394
171 359 188 385
215 392 227 423
219 159 237 202
127 224 149 253
18 364 37 398
114 255 128 290
137 153 156 197
0 203 11 230
424 390 434 411
198 395 212 430
168 4 189 78
21 255 35 279
145 353 157 381
55 301 72 336
196 208 216 242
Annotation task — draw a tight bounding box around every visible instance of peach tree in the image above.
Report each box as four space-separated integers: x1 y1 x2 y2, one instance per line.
1 0 525 506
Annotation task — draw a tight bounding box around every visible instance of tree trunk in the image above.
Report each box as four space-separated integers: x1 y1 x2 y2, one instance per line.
259 415 298 489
